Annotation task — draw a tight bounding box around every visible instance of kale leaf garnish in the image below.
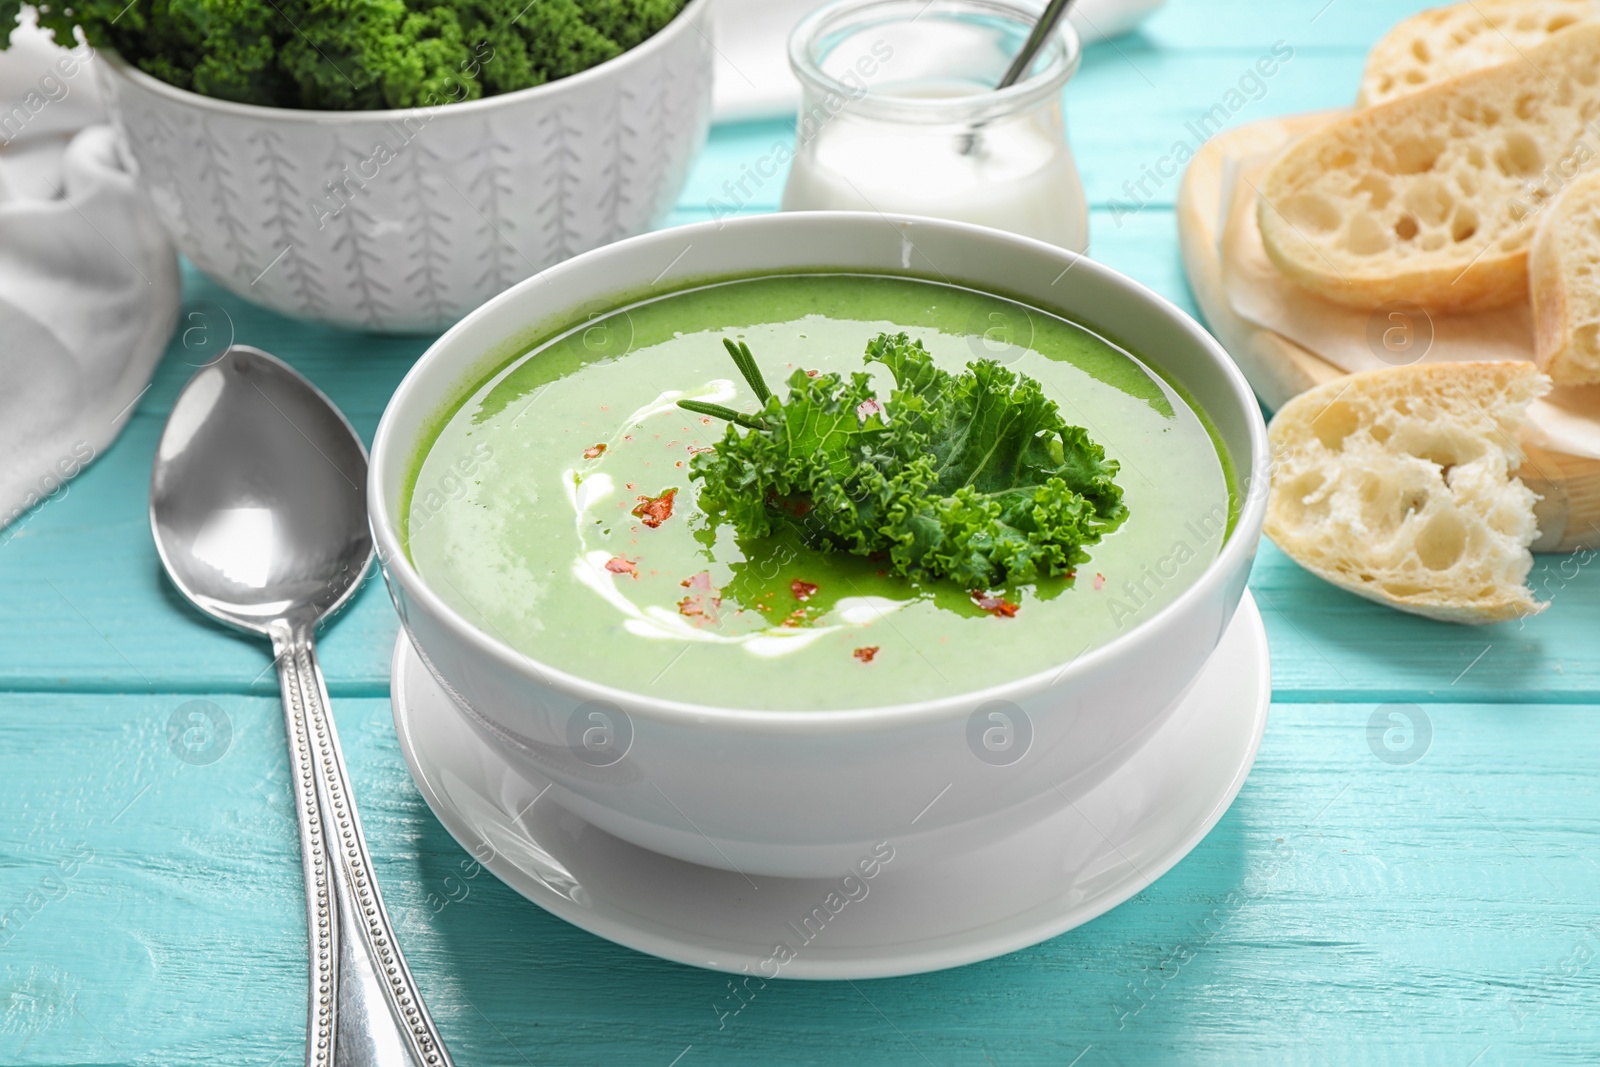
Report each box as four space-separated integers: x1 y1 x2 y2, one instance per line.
679 333 1128 590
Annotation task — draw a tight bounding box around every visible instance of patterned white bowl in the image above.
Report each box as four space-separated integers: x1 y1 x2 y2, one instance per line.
98 0 714 333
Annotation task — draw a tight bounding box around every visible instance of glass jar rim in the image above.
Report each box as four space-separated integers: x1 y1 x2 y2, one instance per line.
787 0 1083 125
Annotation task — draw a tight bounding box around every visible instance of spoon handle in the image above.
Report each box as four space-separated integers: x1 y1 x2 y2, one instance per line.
996 0 1075 89
276 630 339 1067
273 622 455 1067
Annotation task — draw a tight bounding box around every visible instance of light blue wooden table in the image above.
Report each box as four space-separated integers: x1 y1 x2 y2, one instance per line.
4 2 1598 1063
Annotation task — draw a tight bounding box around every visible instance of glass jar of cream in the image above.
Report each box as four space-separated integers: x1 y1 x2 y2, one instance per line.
781 0 1088 252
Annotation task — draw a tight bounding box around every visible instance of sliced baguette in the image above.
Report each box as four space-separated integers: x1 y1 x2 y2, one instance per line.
1358 0 1600 108
1265 362 1550 624
1531 167 1600 384
1258 22 1600 314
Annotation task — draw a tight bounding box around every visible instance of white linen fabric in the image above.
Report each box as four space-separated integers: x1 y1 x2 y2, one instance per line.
711 0 1167 121
0 18 179 533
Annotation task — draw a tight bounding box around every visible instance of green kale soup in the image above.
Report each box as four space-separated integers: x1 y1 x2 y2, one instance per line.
405 274 1235 711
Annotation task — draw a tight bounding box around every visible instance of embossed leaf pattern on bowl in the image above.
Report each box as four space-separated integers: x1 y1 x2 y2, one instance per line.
98 3 714 333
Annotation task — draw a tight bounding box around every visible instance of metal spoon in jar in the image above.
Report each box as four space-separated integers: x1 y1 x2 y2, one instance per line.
961 0 1077 154
150 345 453 1067
997 0 1077 90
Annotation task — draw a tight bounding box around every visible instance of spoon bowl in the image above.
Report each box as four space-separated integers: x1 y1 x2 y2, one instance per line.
151 346 371 631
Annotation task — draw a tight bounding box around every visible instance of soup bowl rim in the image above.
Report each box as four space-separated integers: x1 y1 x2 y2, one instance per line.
368 211 1269 731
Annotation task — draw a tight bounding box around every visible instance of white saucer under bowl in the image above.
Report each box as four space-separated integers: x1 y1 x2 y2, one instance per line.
390 592 1271 980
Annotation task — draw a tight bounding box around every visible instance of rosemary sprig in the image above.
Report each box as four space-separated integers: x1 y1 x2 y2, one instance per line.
679 399 766 430
723 337 772 403
677 337 774 429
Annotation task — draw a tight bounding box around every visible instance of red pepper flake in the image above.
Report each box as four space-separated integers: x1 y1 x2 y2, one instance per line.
604 556 638 578
631 488 677 528
677 572 721 621
853 646 879 663
790 579 819 602
625 482 635 490
700 417 712 425
806 369 819 377
970 590 1019 618
1093 573 1106 590
583 443 607 459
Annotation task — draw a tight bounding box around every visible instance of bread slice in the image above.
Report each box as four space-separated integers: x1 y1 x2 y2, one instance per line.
1531 167 1600 384
1358 1 1600 108
1265 362 1550 624
1258 22 1600 314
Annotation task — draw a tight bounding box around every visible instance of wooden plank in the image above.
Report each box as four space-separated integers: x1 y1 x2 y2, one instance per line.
1144 0 1450 51
0 415 400 694
1254 540 1600 701
1 692 1594 1063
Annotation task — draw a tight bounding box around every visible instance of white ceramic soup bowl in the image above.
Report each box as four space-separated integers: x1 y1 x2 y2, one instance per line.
370 212 1269 878
97 0 712 333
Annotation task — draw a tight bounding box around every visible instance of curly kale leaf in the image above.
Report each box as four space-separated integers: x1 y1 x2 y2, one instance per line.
7 0 686 110
682 333 1128 590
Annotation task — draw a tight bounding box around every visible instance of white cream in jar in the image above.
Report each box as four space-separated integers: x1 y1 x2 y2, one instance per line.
781 0 1088 253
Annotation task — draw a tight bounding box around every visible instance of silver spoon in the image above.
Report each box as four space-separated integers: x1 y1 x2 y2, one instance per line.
151 345 453 1067
996 0 1076 90
960 0 1077 154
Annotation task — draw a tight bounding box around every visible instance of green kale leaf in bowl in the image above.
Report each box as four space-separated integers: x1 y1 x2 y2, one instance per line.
7 0 689 109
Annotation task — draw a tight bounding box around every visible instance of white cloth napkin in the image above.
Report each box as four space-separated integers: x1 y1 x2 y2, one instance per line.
0 16 179 534
711 0 1167 121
